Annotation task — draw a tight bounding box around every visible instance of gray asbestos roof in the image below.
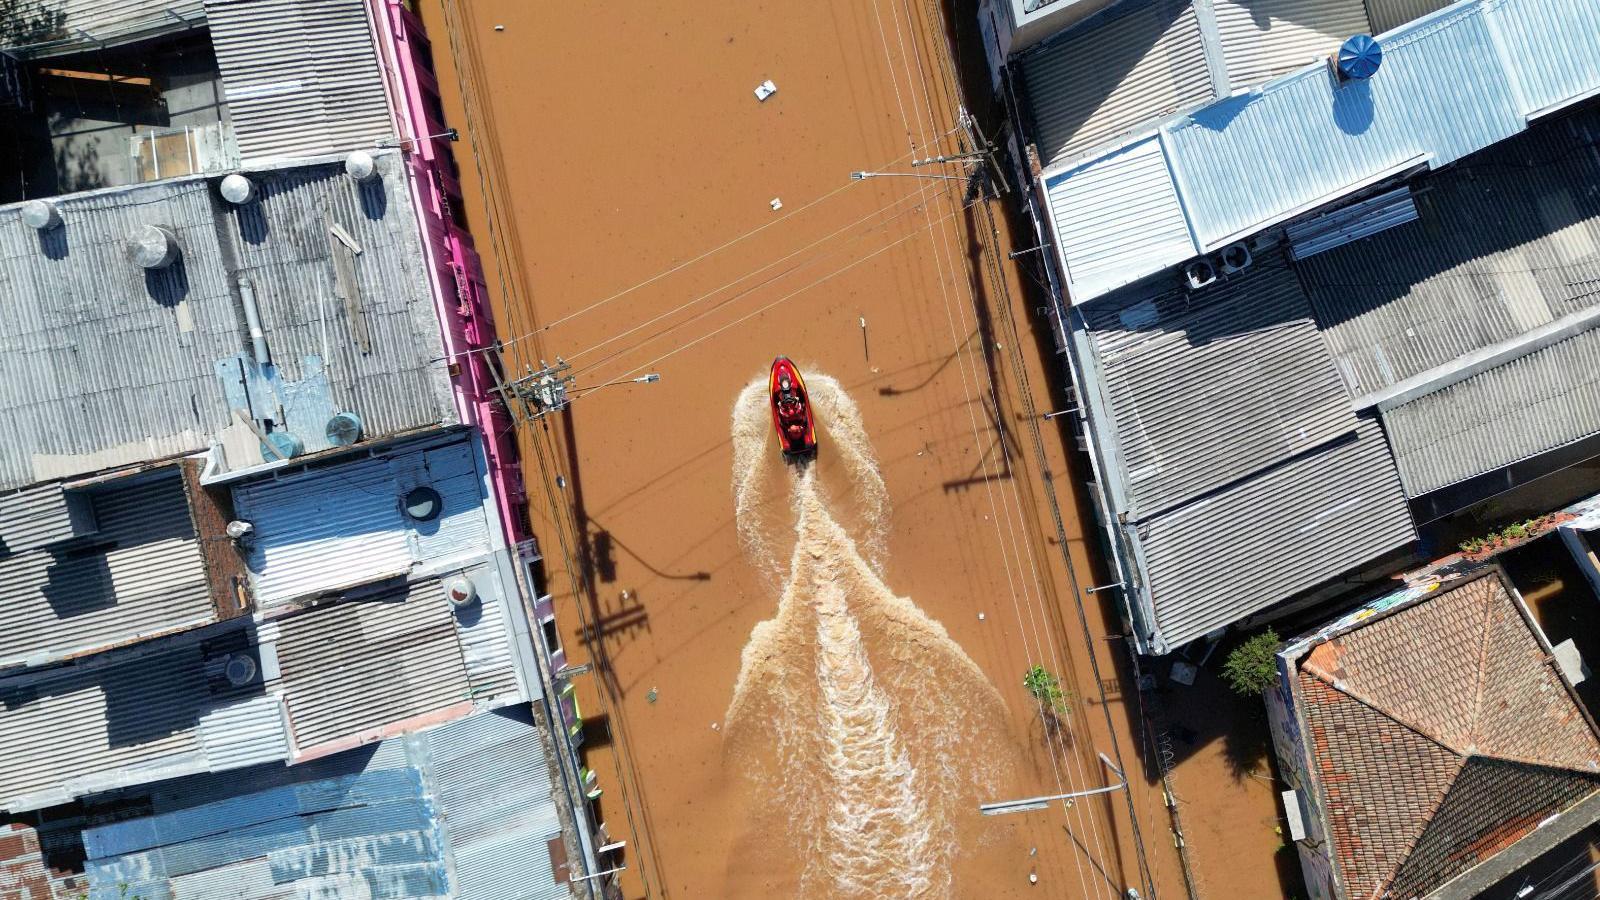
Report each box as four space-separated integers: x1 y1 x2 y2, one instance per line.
1384 325 1600 496
1074 250 1417 652
1299 110 1600 400
1081 258 1358 520
0 151 455 492
0 624 286 813
1139 421 1415 648
0 470 213 670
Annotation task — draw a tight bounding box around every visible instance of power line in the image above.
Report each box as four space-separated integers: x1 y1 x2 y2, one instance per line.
866 0 1105 896
430 134 958 367
564 189 939 379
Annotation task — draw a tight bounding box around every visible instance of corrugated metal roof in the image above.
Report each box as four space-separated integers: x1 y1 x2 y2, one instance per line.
1020 0 1212 168
0 628 287 813
1285 185 1418 259
1299 111 1600 396
1491 0 1600 117
232 436 491 607
1167 2 1523 244
1137 421 1415 649
0 152 455 491
428 710 565 900
1043 0 1600 304
1045 135 1198 301
0 481 93 555
2 0 206 55
79 707 565 900
0 471 214 670
206 0 395 163
1083 255 1358 519
267 565 522 755
1365 0 1452 33
1382 325 1600 495
1213 0 1370 90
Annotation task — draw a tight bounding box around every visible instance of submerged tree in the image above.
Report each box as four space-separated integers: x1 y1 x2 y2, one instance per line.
1223 628 1282 696
1023 664 1072 737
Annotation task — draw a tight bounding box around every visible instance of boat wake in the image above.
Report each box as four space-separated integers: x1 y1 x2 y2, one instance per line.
724 370 1009 899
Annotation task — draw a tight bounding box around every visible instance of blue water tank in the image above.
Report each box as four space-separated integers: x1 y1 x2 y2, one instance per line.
326 411 364 446
261 431 304 461
1337 34 1383 80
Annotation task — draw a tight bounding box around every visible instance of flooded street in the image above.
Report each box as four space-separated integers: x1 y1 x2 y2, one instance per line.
417 0 1191 895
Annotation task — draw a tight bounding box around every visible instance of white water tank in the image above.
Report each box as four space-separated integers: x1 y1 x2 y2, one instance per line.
345 150 379 182
220 173 256 205
21 199 61 230
446 575 478 608
129 224 181 269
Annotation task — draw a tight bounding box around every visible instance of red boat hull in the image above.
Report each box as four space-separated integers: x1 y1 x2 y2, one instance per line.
769 357 817 460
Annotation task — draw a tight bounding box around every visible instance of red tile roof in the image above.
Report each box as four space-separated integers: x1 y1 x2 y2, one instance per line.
1297 571 1600 899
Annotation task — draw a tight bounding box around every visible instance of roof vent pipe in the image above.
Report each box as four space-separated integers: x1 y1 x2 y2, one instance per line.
220 173 256 205
129 224 180 269
21 199 61 230
345 150 379 183
238 276 270 366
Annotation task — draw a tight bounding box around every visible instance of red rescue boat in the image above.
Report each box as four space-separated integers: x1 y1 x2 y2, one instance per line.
769 356 817 461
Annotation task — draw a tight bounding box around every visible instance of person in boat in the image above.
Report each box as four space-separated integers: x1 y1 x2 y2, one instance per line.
775 375 807 443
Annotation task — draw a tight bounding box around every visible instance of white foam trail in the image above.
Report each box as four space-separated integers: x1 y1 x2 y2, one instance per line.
730 379 779 577
724 368 1006 899
806 373 890 572
815 570 935 897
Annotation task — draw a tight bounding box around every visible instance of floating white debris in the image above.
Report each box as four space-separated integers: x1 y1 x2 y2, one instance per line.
770 197 783 211
494 24 505 31
754 79 777 101
978 612 985 621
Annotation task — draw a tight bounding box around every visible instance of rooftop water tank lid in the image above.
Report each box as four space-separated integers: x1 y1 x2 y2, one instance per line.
220 173 256 205
1337 34 1382 80
21 199 60 230
446 575 478 608
404 485 443 522
224 653 258 687
129 224 180 269
345 150 379 182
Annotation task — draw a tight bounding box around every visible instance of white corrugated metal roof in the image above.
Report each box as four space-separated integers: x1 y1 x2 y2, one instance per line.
0 482 93 555
2 0 206 55
1383 326 1600 496
205 0 395 162
0 152 455 491
232 436 492 606
1365 0 1453 33
268 566 522 754
1045 135 1198 302
0 629 287 813
1041 0 1600 305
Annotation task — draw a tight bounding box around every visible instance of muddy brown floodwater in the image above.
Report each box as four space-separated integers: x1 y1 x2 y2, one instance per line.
416 0 1219 897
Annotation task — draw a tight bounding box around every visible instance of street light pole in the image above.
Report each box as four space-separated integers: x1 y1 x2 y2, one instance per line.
980 753 1127 816
850 170 965 182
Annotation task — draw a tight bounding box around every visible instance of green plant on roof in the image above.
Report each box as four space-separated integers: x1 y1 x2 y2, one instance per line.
1458 516 1554 555
1223 628 1281 696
